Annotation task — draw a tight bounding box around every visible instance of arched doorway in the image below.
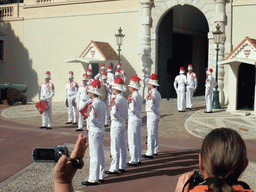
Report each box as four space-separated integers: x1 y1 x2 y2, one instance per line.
157 5 209 98
237 63 255 110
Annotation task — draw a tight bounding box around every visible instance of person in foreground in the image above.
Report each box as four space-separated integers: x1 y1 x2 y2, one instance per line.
54 133 88 192
175 128 253 192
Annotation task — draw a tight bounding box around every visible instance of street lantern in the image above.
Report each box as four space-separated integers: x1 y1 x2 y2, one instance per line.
115 27 125 63
212 24 224 109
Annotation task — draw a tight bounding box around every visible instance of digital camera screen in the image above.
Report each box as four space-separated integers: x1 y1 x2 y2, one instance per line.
36 149 55 160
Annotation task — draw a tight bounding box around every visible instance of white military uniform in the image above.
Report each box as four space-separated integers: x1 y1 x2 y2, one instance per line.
120 69 126 82
205 75 216 112
94 72 104 84
65 81 78 123
87 78 94 86
87 97 106 182
145 88 161 156
102 82 111 125
107 72 114 104
128 91 143 164
76 84 90 129
186 72 197 108
109 93 128 172
40 82 54 127
174 74 187 111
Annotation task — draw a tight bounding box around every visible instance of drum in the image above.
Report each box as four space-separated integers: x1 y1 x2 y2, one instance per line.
36 100 49 114
100 84 108 101
80 103 89 118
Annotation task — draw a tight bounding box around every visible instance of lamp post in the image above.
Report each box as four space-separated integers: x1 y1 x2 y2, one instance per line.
212 24 224 109
115 27 125 63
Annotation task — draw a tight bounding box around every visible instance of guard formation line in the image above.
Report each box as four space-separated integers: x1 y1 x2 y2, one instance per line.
35 63 216 185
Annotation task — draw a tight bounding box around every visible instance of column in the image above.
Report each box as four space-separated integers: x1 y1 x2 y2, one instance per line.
139 0 152 98
214 0 226 105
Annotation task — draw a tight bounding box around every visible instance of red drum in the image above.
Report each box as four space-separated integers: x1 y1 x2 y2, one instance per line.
80 103 89 118
36 100 49 114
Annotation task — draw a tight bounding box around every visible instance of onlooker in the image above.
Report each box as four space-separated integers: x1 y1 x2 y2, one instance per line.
54 133 88 192
175 128 253 192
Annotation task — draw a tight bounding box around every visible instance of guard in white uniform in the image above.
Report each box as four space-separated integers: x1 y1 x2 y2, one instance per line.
87 68 94 86
142 74 161 159
107 77 128 174
117 63 126 82
186 64 197 109
127 75 143 166
65 71 78 124
82 79 106 186
76 73 90 131
107 65 115 103
174 67 187 112
205 68 216 113
102 72 111 126
94 64 106 84
39 71 54 129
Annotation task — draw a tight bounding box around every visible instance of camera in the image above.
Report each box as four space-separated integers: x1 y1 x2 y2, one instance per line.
182 171 204 192
188 171 204 189
32 145 69 163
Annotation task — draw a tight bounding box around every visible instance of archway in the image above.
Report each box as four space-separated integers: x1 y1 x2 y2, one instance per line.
157 5 209 98
237 63 255 110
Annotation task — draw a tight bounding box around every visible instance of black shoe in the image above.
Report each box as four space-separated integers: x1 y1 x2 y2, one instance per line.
119 169 126 173
76 129 83 131
179 110 185 112
104 124 108 127
98 179 104 183
72 122 78 125
138 162 142 165
39 126 47 129
81 181 98 186
153 153 158 156
126 163 138 166
65 122 72 124
105 171 119 174
46 127 52 129
185 107 189 109
142 154 153 159
204 111 212 113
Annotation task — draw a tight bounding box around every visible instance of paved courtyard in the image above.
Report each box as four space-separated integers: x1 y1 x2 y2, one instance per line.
0 96 255 191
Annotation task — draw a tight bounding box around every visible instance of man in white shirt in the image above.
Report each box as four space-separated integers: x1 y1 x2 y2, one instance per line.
142 74 162 159
76 73 90 131
174 67 187 112
117 63 126 82
205 68 216 113
39 71 54 129
127 75 143 166
94 64 106 84
82 79 106 186
186 64 197 109
65 71 78 124
106 77 128 174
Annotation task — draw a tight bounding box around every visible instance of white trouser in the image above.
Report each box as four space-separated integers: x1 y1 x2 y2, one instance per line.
104 100 109 125
177 87 185 111
88 129 105 182
109 120 127 172
145 113 160 156
67 96 77 123
128 116 142 164
42 101 52 127
186 86 194 108
78 113 84 129
205 88 213 112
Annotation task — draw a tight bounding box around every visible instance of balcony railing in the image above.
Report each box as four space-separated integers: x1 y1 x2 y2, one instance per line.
36 0 51 3
0 6 13 18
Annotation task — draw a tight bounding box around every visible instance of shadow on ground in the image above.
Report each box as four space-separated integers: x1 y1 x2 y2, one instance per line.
99 149 200 185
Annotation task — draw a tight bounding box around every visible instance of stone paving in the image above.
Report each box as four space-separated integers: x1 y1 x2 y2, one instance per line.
0 96 256 191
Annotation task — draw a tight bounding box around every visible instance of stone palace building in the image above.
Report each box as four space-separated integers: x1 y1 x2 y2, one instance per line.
0 0 255 113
